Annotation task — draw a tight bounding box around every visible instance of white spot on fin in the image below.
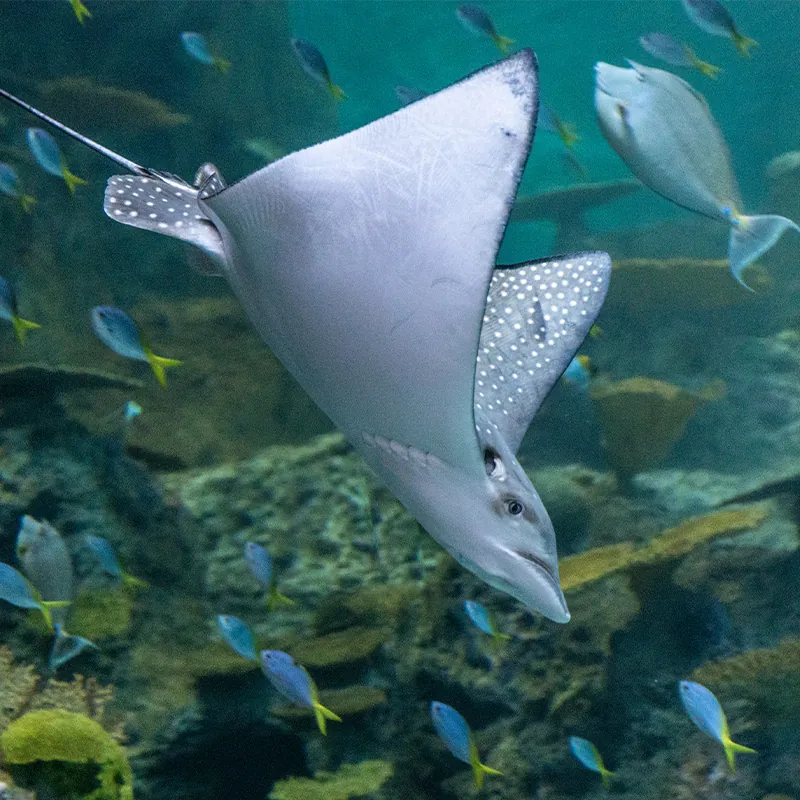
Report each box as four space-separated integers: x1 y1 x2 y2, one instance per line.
103 174 226 269
475 251 611 453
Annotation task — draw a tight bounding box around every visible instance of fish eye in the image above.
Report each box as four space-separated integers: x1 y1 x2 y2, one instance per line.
505 498 524 516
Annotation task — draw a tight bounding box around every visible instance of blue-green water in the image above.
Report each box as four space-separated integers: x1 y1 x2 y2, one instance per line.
1 2 800 799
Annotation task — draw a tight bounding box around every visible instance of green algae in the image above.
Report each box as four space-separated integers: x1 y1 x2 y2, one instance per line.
70 588 136 641
269 760 393 800
2 709 132 800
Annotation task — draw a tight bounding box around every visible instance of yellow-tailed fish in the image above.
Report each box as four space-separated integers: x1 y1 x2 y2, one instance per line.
639 32 720 79
569 736 614 787
291 38 345 101
69 0 91 24
456 4 514 55
680 0 757 57
0 276 40 344
26 127 86 194
0 163 36 212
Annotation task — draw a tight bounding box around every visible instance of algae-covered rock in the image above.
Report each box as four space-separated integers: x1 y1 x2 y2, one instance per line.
560 504 770 591
2 710 133 800
269 760 393 800
606 257 771 311
590 377 726 484
289 627 388 668
70 588 137 641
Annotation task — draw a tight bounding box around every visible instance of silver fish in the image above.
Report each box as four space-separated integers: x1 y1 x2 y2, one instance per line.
594 61 798 289
16 515 73 626
0 51 611 623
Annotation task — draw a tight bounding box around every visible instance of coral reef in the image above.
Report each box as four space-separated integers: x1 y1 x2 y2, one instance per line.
606 258 772 312
560 505 770 591
268 760 393 800
2 709 133 800
589 377 726 484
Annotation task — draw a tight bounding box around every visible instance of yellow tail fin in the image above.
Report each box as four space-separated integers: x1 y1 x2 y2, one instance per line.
328 81 346 102
12 315 40 345
469 739 502 789
144 347 182 388
492 33 515 55
70 0 92 23
20 194 36 213
267 583 294 611
599 767 615 789
39 600 72 631
213 57 232 74
122 571 149 590
559 124 579 150
61 165 87 195
722 736 757 773
733 32 757 58
312 701 342 735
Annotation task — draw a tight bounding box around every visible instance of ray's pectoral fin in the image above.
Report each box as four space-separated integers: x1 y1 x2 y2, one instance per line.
476 251 611 453
103 173 227 271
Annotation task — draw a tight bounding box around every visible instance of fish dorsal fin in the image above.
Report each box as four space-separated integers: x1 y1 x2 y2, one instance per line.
475 251 610 453
104 174 226 264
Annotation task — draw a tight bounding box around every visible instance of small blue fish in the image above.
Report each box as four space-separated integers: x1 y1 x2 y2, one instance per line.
85 535 147 589
456 4 514 54
538 103 579 150
0 563 69 631
244 542 293 610
260 649 342 734
678 680 757 771
180 32 231 73
680 0 756 57
395 86 429 107
430 701 502 789
91 306 182 388
124 400 142 422
0 276 40 345
26 127 86 195
0 163 35 212
561 355 592 391
639 33 720 79
290 38 345 102
49 624 98 671
464 600 510 641
217 615 257 661
569 736 614 787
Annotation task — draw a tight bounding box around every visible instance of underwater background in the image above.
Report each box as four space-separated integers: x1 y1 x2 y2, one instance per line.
1 1 800 798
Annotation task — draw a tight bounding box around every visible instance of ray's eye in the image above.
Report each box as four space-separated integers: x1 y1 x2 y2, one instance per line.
505 498 524 516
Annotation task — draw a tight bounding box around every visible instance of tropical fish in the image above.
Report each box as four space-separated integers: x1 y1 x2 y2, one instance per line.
594 61 798 289
680 0 757 57
430 701 502 789
678 680 757 771
463 600 510 641
456 4 514 54
49 624 98 671
217 614 257 661
0 50 612 623
180 32 231 73
395 85 429 107
0 276 40 345
26 127 86 194
290 38 345 101
91 306 182 387
561 355 592 390
124 400 142 421
0 163 36 212
0 563 69 630
16 515 74 628
243 138 286 164
569 736 614 787
639 33 720 79
85 535 147 589
243 542 293 610
539 103 579 150
68 0 91 24
260 649 342 734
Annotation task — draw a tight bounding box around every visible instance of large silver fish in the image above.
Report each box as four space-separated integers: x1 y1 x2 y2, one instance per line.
594 61 798 289
1 51 610 622
15 515 73 626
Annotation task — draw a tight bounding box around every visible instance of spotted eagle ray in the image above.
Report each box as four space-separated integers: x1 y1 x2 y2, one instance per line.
1 50 610 622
